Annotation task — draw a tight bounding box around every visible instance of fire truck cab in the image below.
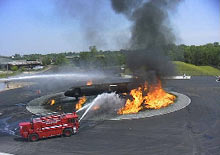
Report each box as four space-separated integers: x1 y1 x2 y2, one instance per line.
19 112 79 142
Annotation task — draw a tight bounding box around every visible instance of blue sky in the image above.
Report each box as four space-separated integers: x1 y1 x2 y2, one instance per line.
0 0 219 56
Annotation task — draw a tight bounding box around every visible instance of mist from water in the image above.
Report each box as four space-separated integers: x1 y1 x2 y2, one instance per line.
78 92 125 121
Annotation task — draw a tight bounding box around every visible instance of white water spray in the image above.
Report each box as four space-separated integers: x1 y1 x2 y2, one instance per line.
79 100 97 122
0 73 106 82
76 104 90 113
78 92 124 122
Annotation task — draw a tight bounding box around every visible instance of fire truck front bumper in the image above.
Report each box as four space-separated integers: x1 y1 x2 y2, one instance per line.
20 131 29 139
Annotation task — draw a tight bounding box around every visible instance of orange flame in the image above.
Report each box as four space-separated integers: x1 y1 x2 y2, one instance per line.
118 80 176 114
86 80 93 86
75 96 87 110
50 99 55 106
144 81 176 109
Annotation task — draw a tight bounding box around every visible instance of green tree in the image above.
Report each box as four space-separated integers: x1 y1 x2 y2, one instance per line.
42 56 51 66
13 54 22 60
213 42 219 47
54 54 69 65
10 65 18 71
89 46 98 53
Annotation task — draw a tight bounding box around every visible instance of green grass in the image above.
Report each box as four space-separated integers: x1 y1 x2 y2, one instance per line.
0 71 21 78
0 66 51 79
173 61 220 76
0 73 14 78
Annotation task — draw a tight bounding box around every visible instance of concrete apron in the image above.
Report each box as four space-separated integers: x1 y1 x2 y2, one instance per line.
26 91 191 120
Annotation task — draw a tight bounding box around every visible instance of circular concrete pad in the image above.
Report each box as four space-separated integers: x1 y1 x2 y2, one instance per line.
26 93 59 115
27 91 191 120
111 91 191 120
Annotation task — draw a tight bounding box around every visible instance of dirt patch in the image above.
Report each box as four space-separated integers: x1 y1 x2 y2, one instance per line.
0 82 34 92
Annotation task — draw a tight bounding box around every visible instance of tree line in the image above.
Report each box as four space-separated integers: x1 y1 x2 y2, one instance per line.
11 42 220 68
168 42 220 67
11 46 125 68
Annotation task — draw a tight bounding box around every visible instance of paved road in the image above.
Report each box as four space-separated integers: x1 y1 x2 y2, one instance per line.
0 76 219 155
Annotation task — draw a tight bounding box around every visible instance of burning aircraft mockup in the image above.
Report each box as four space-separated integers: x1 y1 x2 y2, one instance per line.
64 81 137 99
64 78 176 115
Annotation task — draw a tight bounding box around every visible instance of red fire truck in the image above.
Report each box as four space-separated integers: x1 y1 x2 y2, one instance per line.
19 112 79 142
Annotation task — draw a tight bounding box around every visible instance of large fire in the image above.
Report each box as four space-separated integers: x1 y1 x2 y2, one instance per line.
86 80 93 86
118 80 176 114
75 96 87 110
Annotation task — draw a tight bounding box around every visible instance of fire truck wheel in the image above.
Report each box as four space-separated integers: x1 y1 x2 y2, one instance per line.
28 133 39 142
63 128 73 137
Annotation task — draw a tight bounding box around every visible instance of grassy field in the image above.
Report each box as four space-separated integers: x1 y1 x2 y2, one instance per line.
173 61 220 76
0 71 19 78
1 62 219 78
0 66 52 79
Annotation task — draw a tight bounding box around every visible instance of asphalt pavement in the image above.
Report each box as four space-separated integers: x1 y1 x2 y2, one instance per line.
0 76 219 155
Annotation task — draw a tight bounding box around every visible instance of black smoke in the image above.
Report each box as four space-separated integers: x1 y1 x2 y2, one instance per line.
111 0 180 82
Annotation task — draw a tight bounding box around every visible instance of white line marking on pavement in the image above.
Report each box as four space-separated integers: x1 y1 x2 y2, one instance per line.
0 152 14 155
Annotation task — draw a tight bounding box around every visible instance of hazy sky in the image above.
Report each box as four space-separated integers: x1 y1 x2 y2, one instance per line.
0 0 219 56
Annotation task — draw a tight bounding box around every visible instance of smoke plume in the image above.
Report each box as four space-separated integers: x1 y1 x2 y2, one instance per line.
54 0 130 51
111 0 180 82
55 0 107 49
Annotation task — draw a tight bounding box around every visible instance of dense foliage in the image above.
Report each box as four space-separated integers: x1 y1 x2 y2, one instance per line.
168 42 220 67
